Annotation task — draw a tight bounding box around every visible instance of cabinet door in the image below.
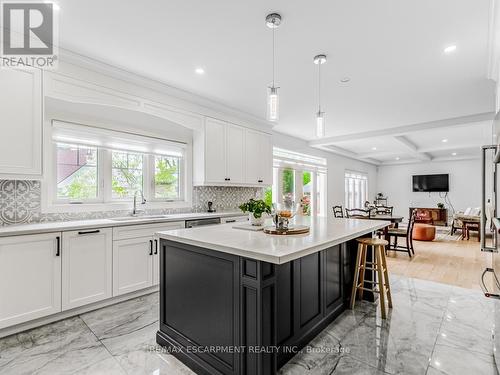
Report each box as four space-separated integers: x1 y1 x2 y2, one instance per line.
260 133 273 185
62 228 112 310
226 125 245 184
205 119 226 183
0 68 42 176
0 233 61 329
245 130 262 184
113 237 154 296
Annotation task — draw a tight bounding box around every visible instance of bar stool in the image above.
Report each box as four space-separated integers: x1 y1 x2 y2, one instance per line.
350 238 393 319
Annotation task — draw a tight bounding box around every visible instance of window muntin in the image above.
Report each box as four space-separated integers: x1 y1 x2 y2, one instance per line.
111 151 144 199
153 155 181 200
56 143 98 201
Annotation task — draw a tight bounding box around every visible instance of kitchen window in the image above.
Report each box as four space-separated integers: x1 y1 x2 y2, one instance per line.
111 151 144 199
56 143 99 201
344 171 368 209
267 148 327 216
153 155 181 200
44 121 190 212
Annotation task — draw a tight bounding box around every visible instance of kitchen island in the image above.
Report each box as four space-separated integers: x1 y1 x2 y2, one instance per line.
156 217 389 375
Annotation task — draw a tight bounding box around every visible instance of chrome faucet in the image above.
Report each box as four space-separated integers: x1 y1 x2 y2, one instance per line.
132 190 146 216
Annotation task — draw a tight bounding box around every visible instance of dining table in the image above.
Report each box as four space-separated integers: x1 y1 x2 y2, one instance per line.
365 214 404 228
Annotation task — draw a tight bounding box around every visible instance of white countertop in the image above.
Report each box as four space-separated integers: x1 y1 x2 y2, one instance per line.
0 211 243 237
157 216 390 264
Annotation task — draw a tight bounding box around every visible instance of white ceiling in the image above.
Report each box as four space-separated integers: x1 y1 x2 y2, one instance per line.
55 0 495 161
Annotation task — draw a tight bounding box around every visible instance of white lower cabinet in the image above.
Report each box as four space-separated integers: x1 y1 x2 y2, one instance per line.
62 228 113 310
113 237 154 296
0 233 62 329
112 221 184 296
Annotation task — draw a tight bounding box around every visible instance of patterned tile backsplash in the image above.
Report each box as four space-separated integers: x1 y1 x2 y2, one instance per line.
0 180 263 226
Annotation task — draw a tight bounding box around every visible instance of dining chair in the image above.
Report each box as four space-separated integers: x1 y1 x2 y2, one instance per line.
376 206 393 216
333 205 344 218
387 210 417 257
345 208 371 219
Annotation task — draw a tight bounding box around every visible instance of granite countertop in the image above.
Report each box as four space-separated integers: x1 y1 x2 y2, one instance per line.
0 211 244 237
157 216 390 264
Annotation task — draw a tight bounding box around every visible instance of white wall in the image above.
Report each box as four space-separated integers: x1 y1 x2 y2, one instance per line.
376 159 481 219
272 132 378 213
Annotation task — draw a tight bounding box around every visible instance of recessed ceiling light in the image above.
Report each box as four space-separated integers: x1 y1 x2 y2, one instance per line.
444 45 457 54
372 147 377 151
395 157 400 160
451 152 457 156
441 139 448 143
340 77 350 83
195 68 205 75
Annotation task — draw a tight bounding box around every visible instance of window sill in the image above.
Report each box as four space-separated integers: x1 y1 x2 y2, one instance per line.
41 200 192 214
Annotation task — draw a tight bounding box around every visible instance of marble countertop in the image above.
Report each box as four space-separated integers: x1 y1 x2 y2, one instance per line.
0 211 243 237
157 216 390 264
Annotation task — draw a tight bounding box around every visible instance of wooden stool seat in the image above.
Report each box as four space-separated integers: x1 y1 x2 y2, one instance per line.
356 238 389 246
351 238 392 319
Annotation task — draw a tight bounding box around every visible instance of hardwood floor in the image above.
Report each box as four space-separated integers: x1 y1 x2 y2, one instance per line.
386 230 492 290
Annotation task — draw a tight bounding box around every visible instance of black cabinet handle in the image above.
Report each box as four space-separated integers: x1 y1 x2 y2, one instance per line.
56 236 60 256
78 230 100 235
149 240 153 255
225 219 236 223
154 239 158 255
258 179 263 183
224 178 231 181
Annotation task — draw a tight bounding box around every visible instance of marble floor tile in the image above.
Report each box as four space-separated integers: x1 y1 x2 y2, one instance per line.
428 343 497 375
0 317 124 375
279 331 342 373
80 293 195 374
316 355 392 375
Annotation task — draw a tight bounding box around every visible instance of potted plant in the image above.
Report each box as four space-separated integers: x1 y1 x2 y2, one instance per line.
239 199 272 226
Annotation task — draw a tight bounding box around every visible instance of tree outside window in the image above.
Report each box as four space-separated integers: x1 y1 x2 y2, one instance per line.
154 155 180 199
111 151 143 199
56 143 98 200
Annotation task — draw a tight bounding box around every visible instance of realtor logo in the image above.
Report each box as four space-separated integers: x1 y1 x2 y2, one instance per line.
1 1 58 69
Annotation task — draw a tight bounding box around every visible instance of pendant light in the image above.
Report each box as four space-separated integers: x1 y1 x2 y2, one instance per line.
314 54 327 137
266 13 281 122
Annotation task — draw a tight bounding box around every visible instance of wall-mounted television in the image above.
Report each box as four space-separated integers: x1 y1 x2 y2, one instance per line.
412 174 449 192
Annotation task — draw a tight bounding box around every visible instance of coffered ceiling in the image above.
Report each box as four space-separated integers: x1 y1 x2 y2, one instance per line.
55 0 496 163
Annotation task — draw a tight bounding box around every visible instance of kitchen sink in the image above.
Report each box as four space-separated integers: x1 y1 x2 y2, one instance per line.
109 215 170 222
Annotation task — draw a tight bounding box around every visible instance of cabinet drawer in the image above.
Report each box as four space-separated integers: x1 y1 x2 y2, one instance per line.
113 221 185 241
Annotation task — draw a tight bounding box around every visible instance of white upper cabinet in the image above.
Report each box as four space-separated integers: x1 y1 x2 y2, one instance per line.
225 124 245 184
194 118 272 186
62 228 113 310
0 68 42 178
204 118 227 183
0 233 61 329
245 130 273 185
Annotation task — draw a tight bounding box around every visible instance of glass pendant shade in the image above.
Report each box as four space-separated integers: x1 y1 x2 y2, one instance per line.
316 111 325 138
267 86 279 122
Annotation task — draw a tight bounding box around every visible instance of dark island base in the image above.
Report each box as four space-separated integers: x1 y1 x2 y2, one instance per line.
156 237 373 375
